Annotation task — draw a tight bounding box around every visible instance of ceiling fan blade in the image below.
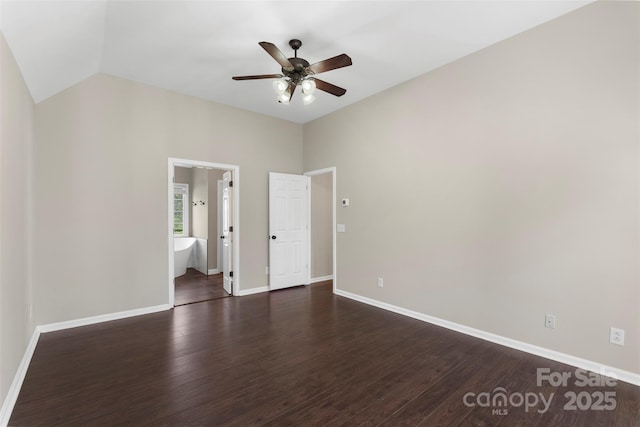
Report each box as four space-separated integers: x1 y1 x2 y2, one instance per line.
259 42 294 69
232 74 283 81
311 78 347 97
306 54 352 75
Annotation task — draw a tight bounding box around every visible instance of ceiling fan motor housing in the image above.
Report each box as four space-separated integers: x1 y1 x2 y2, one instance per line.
283 39 311 84
283 58 311 84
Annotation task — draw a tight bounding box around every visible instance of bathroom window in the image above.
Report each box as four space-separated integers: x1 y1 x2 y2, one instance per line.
174 184 189 237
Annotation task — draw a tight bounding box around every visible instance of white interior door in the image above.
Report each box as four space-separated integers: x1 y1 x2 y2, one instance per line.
269 172 309 290
222 171 233 294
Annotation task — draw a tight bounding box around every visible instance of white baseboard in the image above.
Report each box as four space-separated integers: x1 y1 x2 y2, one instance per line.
0 329 40 427
236 286 269 296
38 304 172 333
310 275 334 284
208 268 220 275
334 288 640 387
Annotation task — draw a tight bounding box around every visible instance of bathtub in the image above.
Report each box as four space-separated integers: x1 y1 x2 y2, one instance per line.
174 237 196 278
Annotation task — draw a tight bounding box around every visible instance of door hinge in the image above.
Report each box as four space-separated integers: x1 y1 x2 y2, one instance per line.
230 271 233 277
229 180 233 187
229 226 233 232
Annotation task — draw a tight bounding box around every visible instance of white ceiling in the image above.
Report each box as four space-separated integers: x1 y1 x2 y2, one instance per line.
0 1 591 124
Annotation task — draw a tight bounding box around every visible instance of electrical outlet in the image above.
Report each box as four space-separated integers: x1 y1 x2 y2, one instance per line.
610 328 625 346
377 278 384 288
545 314 556 329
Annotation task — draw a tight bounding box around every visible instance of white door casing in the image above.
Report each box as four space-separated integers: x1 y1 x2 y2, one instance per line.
269 172 309 290
222 171 233 294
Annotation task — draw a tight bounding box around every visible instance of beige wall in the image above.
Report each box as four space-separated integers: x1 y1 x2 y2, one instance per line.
208 169 225 270
310 173 333 278
33 73 302 325
191 168 208 239
304 1 640 374
0 32 35 405
174 166 192 186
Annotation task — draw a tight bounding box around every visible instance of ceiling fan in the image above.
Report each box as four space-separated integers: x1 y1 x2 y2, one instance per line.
232 39 352 105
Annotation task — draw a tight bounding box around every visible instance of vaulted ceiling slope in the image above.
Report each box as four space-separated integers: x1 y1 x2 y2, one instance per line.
0 1 591 124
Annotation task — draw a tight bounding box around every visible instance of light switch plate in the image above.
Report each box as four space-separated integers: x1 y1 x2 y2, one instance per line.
337 224 346 233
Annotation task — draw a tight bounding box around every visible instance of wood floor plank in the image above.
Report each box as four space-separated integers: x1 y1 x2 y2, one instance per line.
415 347 527 427
257 327 443 426
610 381 640 427
335 333 485 426
461 353 540 426
162 300 427 425
377 340 510 426
175 269 229 306
9 282 640 426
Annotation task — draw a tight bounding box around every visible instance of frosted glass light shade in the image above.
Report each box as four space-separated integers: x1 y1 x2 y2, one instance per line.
272 79 288 94
278 92 290 104
301 79 316 95
302 94 315 105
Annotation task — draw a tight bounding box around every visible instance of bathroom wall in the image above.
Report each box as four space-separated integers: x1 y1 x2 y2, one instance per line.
191 168 208 239
174 166 192 185
208 169 225 271
190 168 208 275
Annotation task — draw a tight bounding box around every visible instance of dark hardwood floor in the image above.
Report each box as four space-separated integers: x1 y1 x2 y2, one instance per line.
174 269 229 306
10 281 640 426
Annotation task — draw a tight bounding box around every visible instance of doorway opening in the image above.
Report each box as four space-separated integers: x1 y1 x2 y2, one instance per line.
304 167 336 292
168 158 240 307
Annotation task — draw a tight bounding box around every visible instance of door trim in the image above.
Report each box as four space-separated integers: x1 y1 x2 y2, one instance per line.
221 171 233 295
304 167 337 293
168 158 240 306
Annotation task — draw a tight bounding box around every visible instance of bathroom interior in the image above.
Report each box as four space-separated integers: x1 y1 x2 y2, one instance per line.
173 165 230 305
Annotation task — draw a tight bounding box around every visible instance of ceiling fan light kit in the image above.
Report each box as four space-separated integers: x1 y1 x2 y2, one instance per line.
233 39 352 105
272 79 288 94
301 79 316 94
278 92 291 104
302 93 316 106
